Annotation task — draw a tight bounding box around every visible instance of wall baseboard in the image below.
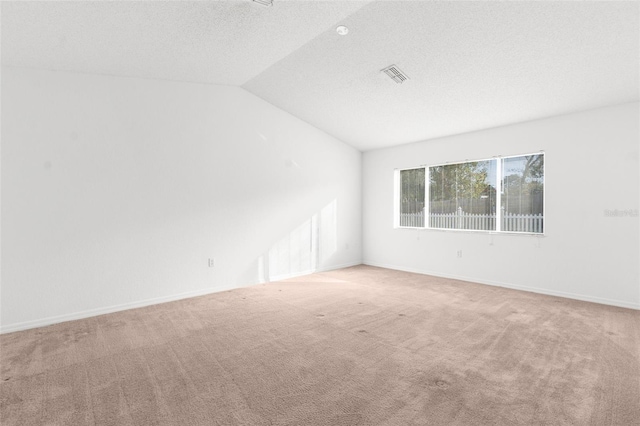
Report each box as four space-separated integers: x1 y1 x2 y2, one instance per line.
363 261 640 311
8 259 632 333
0 284 235 335
0 261 363 334
267 261 362 282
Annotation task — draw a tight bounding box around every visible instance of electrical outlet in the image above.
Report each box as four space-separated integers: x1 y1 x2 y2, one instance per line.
208 258 214 268
457 250 463 258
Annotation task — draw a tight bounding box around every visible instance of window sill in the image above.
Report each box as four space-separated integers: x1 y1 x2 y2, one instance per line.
395 226 545 237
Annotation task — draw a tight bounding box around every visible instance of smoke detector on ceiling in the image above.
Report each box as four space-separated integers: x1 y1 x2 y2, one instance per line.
381 65 409 84
336 25 349 36
252 0 273 6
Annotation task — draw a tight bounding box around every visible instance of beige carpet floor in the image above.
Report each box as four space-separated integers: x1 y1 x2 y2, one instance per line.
1 265 639 425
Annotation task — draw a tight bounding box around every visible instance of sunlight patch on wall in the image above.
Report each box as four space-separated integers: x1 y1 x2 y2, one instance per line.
259 200 337 282
318 199 337 264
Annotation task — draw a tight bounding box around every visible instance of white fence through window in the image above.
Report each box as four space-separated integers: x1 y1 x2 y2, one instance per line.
399 212 424 227
400 211 543 233
502 212 543 233
429 212 496 231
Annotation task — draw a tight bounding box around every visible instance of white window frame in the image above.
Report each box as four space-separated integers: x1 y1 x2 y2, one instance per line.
496 152 545 234
395 152 545 235
394 166 426 229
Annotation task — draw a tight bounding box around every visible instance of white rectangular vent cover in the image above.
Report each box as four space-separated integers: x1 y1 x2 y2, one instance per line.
252 0 273 6
381 65 409 84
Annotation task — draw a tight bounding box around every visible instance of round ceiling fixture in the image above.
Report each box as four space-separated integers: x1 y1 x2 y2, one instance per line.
336 25 349 36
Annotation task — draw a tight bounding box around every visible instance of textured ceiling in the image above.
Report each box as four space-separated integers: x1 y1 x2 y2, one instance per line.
244 1 640 150
2 1 638 151
1 0 368 85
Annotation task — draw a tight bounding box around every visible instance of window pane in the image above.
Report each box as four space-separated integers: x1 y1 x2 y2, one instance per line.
399 168 425 227
501 154 544 233
429 160 496 230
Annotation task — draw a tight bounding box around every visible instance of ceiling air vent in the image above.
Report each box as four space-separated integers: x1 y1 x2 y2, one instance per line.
252 0 273 6
381 65 409 84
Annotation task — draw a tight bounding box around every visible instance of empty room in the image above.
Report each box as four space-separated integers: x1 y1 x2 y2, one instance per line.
1 1 639 425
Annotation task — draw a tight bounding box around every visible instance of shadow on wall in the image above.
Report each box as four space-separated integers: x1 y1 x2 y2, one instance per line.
257 199 338 282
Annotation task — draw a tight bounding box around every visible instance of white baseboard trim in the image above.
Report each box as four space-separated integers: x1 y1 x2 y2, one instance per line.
0 284 240 335
267 261 362 282
363 261 640 311
0 261 363 335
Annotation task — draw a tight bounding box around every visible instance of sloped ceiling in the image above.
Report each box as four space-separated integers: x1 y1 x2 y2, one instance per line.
1 1 369 86
2 0 638 151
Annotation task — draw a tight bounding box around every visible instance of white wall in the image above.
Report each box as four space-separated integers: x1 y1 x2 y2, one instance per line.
1 67 362 332
363 103 640 309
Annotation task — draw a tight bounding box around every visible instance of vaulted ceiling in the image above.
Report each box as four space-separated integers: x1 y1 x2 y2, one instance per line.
3 1 638 151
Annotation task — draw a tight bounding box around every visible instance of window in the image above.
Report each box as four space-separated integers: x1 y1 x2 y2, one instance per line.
395 153 544 234
398 168 425 227
501 154 544 233
429 160 496 231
